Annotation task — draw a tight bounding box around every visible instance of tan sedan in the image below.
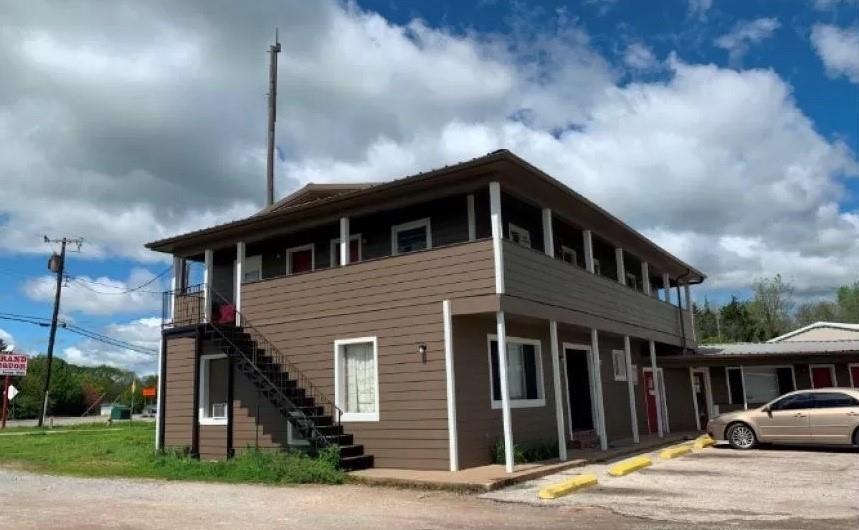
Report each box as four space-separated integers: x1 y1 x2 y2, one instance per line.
706 388 859 450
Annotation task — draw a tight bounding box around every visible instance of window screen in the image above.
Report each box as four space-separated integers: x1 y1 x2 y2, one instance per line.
490 341 540 401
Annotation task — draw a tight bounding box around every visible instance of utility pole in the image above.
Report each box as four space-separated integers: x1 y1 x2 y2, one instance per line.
38 236 82 427
265 29 281 207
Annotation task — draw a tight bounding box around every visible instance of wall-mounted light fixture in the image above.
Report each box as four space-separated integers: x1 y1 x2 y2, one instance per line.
417 343 427 363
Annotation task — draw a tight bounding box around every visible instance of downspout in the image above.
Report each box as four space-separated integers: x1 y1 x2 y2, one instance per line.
674 269 705 354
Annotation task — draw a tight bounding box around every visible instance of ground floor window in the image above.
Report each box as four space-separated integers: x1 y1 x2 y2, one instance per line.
488 336 545 408
334 337 379 422
199 354 228 425
744 366 795 405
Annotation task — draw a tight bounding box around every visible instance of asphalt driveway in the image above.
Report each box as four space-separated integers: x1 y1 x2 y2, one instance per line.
483 443 859 527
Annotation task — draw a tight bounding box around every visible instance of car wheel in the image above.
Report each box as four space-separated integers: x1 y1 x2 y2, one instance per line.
727 423 756 450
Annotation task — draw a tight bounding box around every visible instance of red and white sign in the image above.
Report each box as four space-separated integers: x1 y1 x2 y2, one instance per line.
0 354 28 376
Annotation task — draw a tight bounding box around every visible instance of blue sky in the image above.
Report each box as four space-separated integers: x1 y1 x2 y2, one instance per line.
0 0 857 372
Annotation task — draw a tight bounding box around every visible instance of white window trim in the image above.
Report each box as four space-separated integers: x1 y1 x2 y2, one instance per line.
625 272 639 291
329 234 362 266
611 349 627 381
334 336 380 422
809 364 838 388
391 218 432 256
849 363 859 388
199 353 228 426
286 243 315 275
562 342 596 438
508 222 531 248
487 334 546 409
744 365 797 393
726 366 745 406
236 254 262 283
559 245 578 267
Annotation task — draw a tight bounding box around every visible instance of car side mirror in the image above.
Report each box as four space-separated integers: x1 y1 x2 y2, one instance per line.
762 406 771 416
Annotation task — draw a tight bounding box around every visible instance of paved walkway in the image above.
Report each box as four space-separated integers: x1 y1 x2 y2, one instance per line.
351 432 694 491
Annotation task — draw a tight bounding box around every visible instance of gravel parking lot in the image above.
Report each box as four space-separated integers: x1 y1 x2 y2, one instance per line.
484 443 859 527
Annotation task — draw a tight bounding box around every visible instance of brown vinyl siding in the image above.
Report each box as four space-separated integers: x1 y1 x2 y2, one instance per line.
199 425 228 460
453 315 561 469
231 368 290 452
502 241 690 345
163 336 196 451
240 239 496 470
662 367 697 432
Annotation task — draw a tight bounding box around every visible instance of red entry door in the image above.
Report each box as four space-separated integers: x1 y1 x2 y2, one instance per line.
643 370 658 434
290 249 313 274
811 366 834 388
851 365 859 388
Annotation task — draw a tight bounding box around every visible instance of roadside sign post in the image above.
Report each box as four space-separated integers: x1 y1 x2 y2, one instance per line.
0 353 28 429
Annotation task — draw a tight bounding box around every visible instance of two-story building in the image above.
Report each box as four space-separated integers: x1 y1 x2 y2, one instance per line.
147 150 705 472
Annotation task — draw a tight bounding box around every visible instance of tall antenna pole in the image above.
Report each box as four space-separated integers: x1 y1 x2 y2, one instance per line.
266 29 281 207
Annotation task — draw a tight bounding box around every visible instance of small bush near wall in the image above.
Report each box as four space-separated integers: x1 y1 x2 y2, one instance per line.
492 438 559 464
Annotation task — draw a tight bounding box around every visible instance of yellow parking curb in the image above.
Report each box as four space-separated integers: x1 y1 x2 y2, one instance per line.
537 473 599 499
607 455 652 477
659 443 692 459
693 435 715 449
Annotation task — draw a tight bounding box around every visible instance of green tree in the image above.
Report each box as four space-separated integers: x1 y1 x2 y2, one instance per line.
694 299 720 343
836 282 859 323
794 301 838 327
720 296 756 342
748 274 794 340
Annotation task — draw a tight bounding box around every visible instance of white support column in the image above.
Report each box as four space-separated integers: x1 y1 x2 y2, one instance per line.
203 249 214 323
496 311 514 472
170 256 182 322
662 273 671 303
616 248 626 285
155 339 163 451
641 262 651 296
467 194 476 241
489 182 505 295
648 340 664 438
442 300 459 471
583 230 595 273
549 320 567 461
339 217 350 266
689 367 701 431
624 336 640 444
590 328 608 450
235 242 245 325
684 284 696 343
542 208 554 258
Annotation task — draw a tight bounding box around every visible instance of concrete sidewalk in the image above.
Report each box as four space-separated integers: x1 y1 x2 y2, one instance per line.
350 432 695 491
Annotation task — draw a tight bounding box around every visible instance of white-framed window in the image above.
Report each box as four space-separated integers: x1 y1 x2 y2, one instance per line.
560 245 578 266
391 218 431 255
286 412 310 446
612 349 627 381
593 258 602 276
199 353 228 426
334 337 379 422
508 223 532 248
625 272 639 291
743 366 796 404
487 335 545 409
286 244 315 275
329 234 362 266
241 255 262 282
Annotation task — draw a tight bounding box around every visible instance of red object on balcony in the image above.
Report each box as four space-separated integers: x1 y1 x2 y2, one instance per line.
216 304 236 325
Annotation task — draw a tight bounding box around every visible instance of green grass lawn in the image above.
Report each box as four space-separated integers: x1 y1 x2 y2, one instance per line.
0 422 343 485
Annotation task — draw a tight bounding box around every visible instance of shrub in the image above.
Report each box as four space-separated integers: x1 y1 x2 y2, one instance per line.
491 438 559 464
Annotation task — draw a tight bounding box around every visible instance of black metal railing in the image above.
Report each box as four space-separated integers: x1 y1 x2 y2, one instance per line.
161 283 206 329
160 284 343 442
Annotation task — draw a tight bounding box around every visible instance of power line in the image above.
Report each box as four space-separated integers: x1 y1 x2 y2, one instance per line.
0 314 157 356
66 266 171 295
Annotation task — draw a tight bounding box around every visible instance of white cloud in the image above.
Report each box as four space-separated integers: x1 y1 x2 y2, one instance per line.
714 18 780 64
623 42 659 71
0 328 13 350
689 0 713 19
813 0 858 10
61 317 160 374
0 0 857 304
23 268 166 315
811 24 859 85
